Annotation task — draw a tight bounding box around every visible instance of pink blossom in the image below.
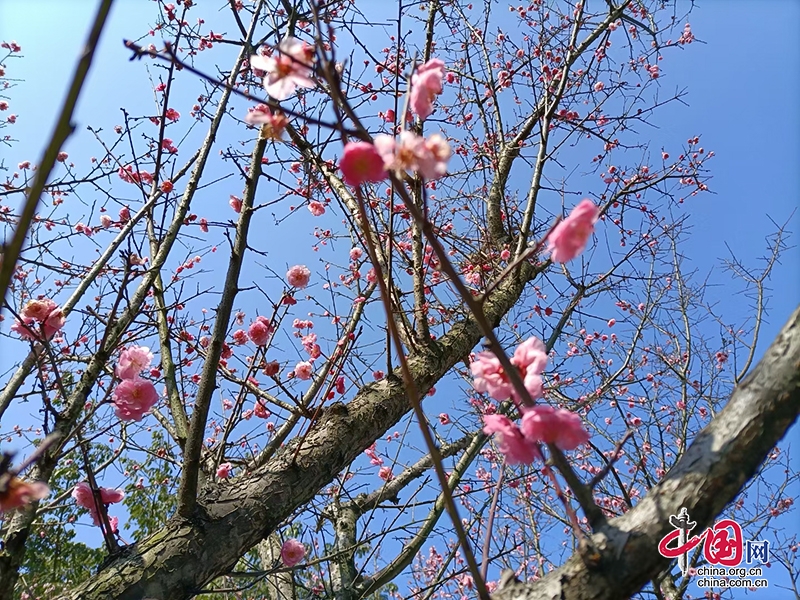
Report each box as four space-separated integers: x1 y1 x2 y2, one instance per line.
72 482 124 525
547 199 599 263
483 414 540 464
113 378 159 421
308 201 326 216
12 299 65 341
470 336 548 404
294 361 313 380
593 81 605 92
116 346 154 380
244 104 288 139
339 141 388 186
250 37 316 101
100 215 113 228
374 131 450 180
410 58 445 121
216 463 233 479
286 264 311 288
520 405 590 450
248 316 274 346
0 478 49 513
229 195 242 213
349 247 363 261
254 400 270 419
280 538 306 567
378 466 394 481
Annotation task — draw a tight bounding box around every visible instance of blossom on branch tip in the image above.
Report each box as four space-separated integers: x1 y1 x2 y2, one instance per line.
547 199 599 263
339 141 388 186
113 378 159 421
286 265 311 288
250 37 315 101
72 482 123 525
293 361 313 380
410 58 446 121
248 316 274 346
281 538 305 567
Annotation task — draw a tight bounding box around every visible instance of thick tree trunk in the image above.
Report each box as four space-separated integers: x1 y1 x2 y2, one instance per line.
55 268 534 600
492 305 800 600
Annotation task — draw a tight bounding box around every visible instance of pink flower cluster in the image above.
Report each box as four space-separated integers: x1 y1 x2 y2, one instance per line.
281 538 305 567
112 346 158 421
248 316 274 346
339 131 451 186
483 407 589 465
470 337 548 405
471 337 589 464
286 265 311 288
11 298 66 341
250 37 316 101
244 104 288 139
547 199 599 263
72 481 123 531
410 58 446 121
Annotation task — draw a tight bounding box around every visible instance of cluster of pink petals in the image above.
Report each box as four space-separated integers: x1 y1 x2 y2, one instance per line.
248 316 274 346
410 58 446 121
470 337 548 405
216 463 233 479
0 477 49 513
286 265 311 288
483 406 589 465
250 37 316 101
374 131 451 180
113 378 159 421
483 414 541 464
281 538 306 567
339 141 388 186
520 405 590 450
547 199 599 263
72 481 123 528
115 346 154 380
11 298 66 341
244 104 288 139
293 361 313 380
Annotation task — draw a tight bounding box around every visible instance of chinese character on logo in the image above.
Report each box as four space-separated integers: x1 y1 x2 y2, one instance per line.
745 539 770 564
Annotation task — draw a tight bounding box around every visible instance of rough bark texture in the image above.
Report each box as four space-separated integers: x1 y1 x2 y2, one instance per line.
492 305 800 600
55 267 533 599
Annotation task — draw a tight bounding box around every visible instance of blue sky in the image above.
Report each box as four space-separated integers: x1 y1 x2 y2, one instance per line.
1 0 798 597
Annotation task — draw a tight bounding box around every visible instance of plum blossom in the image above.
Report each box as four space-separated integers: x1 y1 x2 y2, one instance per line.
339 141 388 186
294 361 313 380
72 482 124 525
250 37 315 100
482 414 540 465
281 538 305 567
374 131 450 180
11 299 66 341
286 265 311 288
115 346 154 380
378 466 394 481
248 316 274 346
244 104 288 139
470 336 548 404
520 405 589 450
0 477 49 512
308 201 326 216
216 463 233 479
113 378 159 421
410 58 445 121
547 199 599 263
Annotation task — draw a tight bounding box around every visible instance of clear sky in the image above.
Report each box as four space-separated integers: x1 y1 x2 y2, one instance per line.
1 0 798 597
